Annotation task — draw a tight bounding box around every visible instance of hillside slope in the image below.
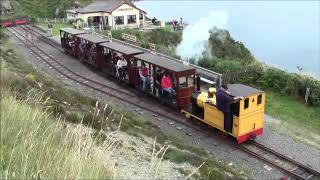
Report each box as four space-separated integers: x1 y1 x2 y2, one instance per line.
9 0 92 17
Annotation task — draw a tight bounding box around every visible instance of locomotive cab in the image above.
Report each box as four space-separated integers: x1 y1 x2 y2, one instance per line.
228 84 265 142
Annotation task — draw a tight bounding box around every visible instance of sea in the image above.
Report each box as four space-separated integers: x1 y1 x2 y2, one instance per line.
135 1 320 79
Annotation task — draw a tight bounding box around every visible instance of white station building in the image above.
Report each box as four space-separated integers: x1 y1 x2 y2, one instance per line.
66 0 146 29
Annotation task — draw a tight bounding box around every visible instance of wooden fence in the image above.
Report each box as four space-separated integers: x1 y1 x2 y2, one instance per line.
222 67 262 84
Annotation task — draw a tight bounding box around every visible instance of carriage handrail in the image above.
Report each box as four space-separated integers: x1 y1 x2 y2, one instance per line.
32 23 222 86
94 32 222 85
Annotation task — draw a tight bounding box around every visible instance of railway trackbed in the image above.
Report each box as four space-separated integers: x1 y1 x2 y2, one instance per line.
240 141 320 180
5 26 320 180
5 26 193 128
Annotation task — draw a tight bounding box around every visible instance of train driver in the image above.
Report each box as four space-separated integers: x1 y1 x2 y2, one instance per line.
116 56 127 80
139 62 151 91
216 85 244 133
161 72 176 97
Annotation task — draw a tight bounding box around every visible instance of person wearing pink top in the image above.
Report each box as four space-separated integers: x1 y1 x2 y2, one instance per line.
161 72 175 97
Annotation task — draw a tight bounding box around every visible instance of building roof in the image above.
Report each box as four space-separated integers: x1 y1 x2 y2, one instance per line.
99 41 144 55
76 33 107 44
228 84 264 97
66 9 78 14
60 28 85 35
77 0 146 14
134 53 195 73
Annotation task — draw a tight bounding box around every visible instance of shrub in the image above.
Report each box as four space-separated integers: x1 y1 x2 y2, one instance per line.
257 67 320 106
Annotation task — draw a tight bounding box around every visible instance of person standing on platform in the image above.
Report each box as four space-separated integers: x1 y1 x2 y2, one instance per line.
48 21 53 37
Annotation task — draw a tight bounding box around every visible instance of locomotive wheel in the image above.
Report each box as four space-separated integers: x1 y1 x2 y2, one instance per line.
249 134 257 141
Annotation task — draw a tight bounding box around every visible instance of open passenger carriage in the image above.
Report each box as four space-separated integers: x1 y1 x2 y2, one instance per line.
60 28 85 57
75 33 107 67
97 41 144 84
134 53 196 108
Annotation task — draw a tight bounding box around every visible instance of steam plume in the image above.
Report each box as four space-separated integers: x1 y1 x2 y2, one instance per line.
176 11 228 62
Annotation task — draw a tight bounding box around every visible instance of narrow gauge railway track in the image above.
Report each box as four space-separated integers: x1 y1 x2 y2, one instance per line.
5 26 195 129
9 26 135 98
20 25 62 50
240 141 320 180
6 26 320 180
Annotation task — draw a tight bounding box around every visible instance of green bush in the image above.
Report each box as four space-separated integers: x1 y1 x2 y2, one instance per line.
110 28 181 52
208 29 254 62
257 67 320 106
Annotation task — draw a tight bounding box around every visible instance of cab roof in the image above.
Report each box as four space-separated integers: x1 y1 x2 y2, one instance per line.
99 41 144 55
134 53 195 73
60 28 85 35
76 33 107 44
228 84 264 97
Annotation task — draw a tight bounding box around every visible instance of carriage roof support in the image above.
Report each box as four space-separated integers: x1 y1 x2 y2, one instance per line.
60 28 85 35
134 53 196 76
99 41 144 56
76 33 107 44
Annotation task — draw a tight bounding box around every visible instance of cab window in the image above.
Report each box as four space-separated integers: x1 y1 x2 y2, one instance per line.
244 98 249 109
257 94 262 105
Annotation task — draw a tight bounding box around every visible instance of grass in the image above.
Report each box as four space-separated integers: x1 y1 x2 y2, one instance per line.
36 22 73 36
0 91 114 179
265 90 320 148
266 91 320 134
1 30 244 179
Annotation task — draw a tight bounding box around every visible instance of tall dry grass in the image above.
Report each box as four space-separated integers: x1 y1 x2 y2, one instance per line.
0 90 117 179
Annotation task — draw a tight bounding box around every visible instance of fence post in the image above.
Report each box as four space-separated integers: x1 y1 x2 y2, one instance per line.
54 18 57 23
46 18 48 22
63 18 65 23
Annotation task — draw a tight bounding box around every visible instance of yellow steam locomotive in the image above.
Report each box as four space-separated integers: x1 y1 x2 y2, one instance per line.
182 83 265 143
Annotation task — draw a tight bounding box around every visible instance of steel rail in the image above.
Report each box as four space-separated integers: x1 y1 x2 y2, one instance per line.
13 26 135 98
6 26 320 180
240 140 320 180
30 24 222 84
6 26 198 131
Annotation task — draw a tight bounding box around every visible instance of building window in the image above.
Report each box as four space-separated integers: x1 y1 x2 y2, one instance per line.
114 16 124 25
127 15 136 24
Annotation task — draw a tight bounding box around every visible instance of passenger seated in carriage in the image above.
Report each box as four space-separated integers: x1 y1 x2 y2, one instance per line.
90 45 96 61
80 41 86 55
139 62 151 91
116 56 127 80
67 34 74 46
154 69 163 96
161 72 176 98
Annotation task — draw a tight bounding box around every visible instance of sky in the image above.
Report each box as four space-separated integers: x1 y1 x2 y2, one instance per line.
135 1 320 78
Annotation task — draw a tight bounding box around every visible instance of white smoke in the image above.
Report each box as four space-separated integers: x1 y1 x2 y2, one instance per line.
176 11 229 62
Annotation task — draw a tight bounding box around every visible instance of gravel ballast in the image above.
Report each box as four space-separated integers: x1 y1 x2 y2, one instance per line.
6 30 320 179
